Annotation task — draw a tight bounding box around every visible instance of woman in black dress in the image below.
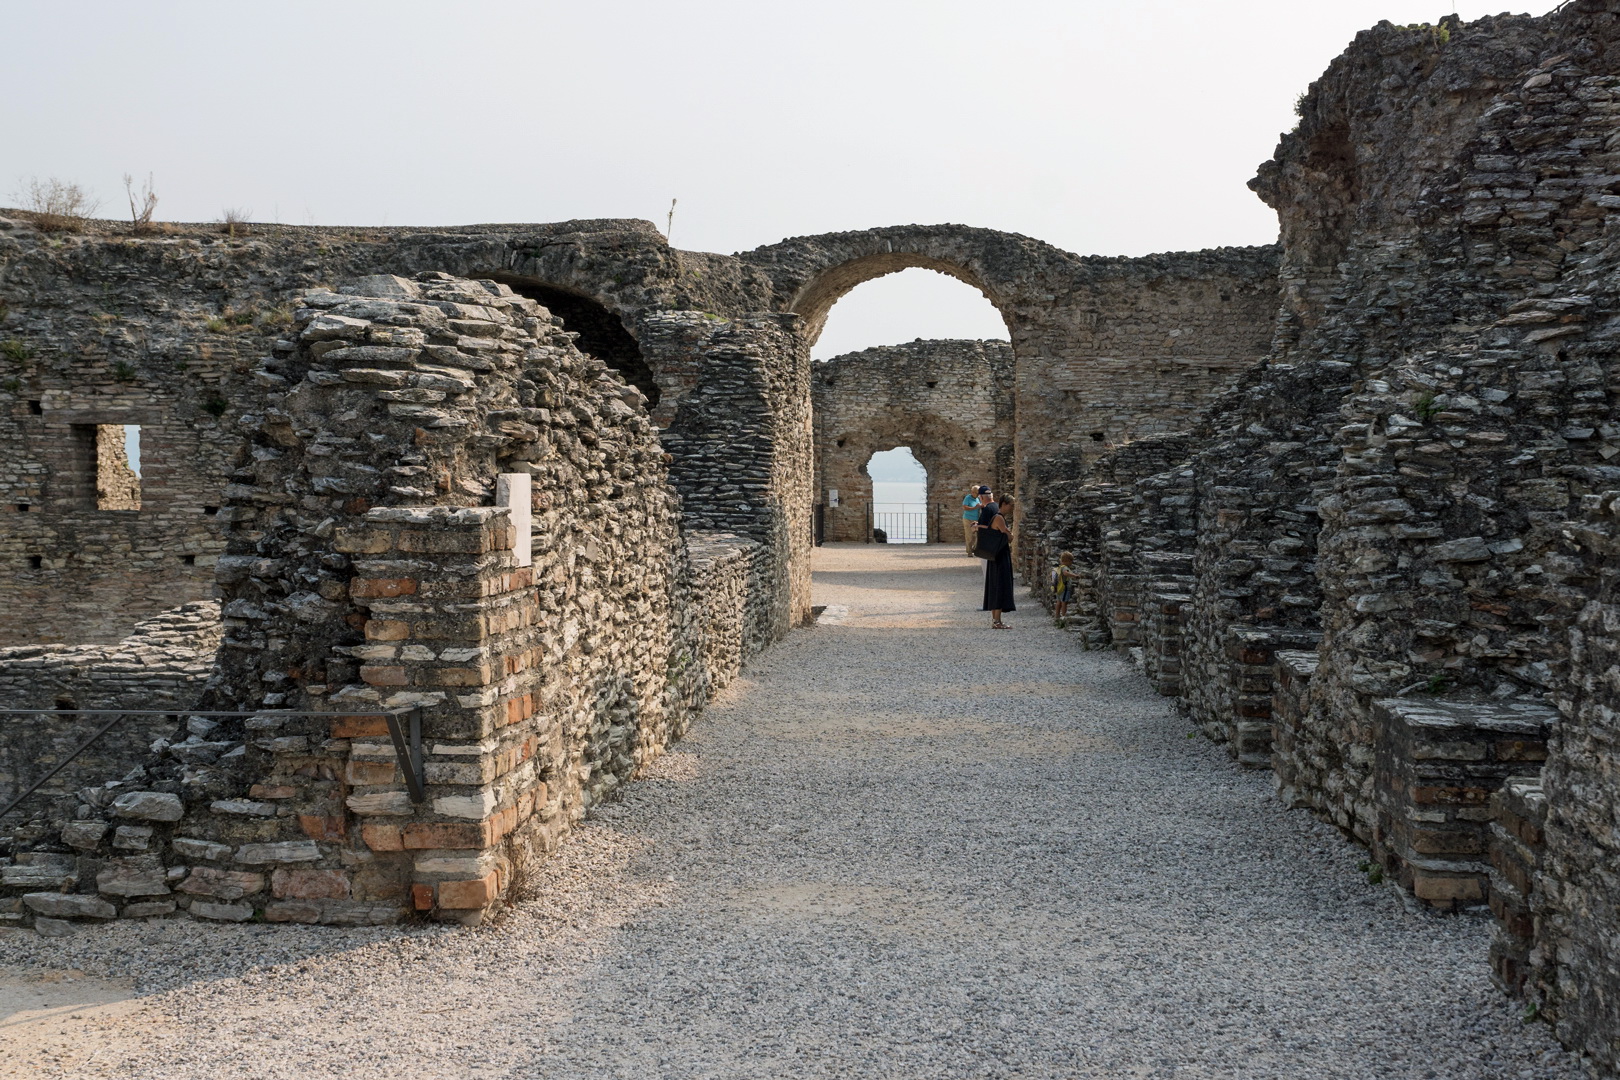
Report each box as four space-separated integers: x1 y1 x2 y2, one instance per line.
980 497 1015 628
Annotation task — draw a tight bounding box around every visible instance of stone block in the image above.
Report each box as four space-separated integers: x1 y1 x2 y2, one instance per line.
234 840 321 865
22 893 117 920
113 825 153 851
360 665 410 687
332 714 392 738
2 863 77 889
96 857 169 897
172 836 232 862
190 900 254 922
121 900 176 919
1412 872 1485 904
210 799 277 817
34 917 77 937
110 791 184 821
61 821 109 850
271 868 350 900
351 578 418 599
264 901 322 924
361 824 405 851
178 868 265 900
346 791 413 816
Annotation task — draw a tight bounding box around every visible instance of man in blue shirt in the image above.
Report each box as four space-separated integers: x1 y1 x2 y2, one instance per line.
962 486 987 554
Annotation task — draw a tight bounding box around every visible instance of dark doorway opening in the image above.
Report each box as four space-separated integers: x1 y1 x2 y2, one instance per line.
501 282 659 407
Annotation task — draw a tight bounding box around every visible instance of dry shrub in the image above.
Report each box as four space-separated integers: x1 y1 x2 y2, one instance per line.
220 207 252 238
12 176 100 233
123 172 158 232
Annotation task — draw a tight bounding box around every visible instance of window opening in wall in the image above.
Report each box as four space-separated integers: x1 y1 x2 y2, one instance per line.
868 446 927 544
181 554 196 565
53 696 75 711
926 381 937 389
14 503 29 512
29 555 43 569
968 439 978 448
498 280 659 407
27 400 42 415
97 424 141 509
203 505 219 515
1090 431 1106 442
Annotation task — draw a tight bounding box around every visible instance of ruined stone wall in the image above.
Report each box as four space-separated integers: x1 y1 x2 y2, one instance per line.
1028 6 1620 1069
644 311 813 633
812 339 1013 543
0 216 255 644
0 274 762 929
0 603 219 836
739 230 1277 498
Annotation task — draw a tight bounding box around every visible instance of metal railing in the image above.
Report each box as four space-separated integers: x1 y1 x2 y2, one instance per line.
0 707 424 820
874 511 927 543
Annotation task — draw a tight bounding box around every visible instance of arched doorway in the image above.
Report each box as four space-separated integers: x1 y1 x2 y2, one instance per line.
867 447 927 544
807 269 1014 545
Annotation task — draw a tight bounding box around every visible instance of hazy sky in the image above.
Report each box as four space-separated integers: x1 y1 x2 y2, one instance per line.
4 0 1556 361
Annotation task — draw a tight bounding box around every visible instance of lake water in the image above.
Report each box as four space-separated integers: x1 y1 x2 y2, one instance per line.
872 481 926 510
872 481 928 543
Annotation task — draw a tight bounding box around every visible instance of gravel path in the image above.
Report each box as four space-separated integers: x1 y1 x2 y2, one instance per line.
0 544 1589 1079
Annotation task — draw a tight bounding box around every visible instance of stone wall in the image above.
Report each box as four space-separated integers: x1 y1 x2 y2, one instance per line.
0 602 219 837
0 274 772 929
1022 6 1620 1071
811 339 1014 543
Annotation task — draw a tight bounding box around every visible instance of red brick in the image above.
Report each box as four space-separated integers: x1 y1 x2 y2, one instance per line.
361 823 404 851
299 814 347 841
412 884 435 911
272 868 352 900
351 577 418 599
331 715 390 739
402 822 490 849
360 664 409 687
437 871 499 909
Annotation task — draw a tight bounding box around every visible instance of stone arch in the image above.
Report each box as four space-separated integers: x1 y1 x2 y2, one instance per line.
789 253 1007 346
813 340 1014 543
490 275 660 406
739 225 1056 348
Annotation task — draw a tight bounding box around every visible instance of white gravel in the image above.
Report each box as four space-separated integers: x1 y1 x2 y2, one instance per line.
0 544 1590 1079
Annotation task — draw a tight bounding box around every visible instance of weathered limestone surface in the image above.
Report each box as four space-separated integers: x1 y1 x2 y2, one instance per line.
812 339 1014 542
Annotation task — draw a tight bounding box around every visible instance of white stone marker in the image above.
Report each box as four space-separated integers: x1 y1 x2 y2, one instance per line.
496 473 533 568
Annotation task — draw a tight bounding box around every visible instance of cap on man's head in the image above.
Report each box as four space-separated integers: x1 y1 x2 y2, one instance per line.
977 486 991 494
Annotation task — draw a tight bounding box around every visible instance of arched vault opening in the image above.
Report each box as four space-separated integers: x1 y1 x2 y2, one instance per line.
497 279 660 407
790 252 1009 348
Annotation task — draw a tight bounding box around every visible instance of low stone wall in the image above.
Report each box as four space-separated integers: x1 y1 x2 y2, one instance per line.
0 603 219 840
1369 698 1554 911
1489 777 1547 996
